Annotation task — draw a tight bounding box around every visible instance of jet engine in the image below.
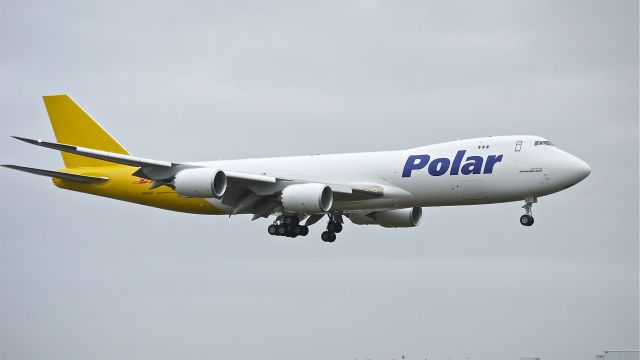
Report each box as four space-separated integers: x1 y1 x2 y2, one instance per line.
281 183 333 213
174 168 227 198
348 207 422 228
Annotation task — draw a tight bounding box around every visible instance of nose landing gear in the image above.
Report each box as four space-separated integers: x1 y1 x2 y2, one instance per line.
520 197 537 226
267 215 309 237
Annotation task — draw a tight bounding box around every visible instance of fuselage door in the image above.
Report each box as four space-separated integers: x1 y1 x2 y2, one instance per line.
515 140 523 152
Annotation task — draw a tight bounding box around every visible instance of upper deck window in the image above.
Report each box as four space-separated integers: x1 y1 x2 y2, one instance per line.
535 140 554 146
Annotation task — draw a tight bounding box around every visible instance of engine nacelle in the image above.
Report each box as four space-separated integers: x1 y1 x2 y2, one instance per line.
281 183 333 213
174 168 227 198
348 207 422 228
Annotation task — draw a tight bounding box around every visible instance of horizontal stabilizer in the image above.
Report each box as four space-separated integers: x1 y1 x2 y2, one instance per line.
12 136 172 168
2 164 109 183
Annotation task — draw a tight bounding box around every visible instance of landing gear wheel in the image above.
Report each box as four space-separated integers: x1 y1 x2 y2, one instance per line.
290 225 303 236
269 215 309 237
294 225 309 236
520 197 537 227
283 216 298 225
327 222 342 233
520 214 534 226
321 231 336 242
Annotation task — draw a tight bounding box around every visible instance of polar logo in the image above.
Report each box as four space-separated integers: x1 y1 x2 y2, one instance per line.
403 150 503 177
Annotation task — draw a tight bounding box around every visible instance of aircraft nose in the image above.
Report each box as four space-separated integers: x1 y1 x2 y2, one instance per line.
569 155 591 183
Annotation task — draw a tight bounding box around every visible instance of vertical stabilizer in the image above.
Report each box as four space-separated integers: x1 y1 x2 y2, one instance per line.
43 94 129 168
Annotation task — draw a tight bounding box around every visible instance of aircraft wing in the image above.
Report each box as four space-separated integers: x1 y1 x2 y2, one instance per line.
12 136 385 218
12 136 282 185
12 137 173 168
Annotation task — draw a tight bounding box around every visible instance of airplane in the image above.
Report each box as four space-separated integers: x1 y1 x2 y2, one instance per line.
3 95 591 242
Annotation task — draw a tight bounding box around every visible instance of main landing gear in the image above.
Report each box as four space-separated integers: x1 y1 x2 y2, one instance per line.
266 214 344 243
520 196 537 227
267 215 309 238
321 214 343 243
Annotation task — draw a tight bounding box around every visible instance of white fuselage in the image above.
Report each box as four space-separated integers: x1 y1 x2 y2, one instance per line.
193 135 591 214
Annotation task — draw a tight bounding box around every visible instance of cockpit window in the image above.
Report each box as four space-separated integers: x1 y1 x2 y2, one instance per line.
535 140 554 146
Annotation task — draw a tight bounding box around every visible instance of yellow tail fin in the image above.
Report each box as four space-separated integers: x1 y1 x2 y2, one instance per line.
43 94 129 168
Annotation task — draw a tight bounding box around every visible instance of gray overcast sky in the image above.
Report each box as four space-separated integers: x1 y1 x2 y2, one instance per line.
0 1 637 359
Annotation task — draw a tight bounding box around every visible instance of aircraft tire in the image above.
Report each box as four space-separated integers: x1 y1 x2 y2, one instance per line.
268 225 278 235
283 216 298 226
520 215 534 226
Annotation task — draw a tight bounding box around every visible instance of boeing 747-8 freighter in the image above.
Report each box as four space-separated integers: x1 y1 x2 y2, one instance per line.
3 95 591 242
